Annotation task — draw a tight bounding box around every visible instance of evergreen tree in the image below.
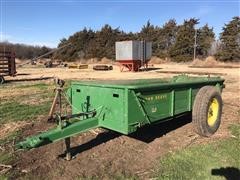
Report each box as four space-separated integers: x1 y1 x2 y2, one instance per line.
93 24 122 59
216 16 240 61
138 20 156 40
119 31 137 41
169 18 199 61
54 28 96 61
52 17 237 62
138 20 159 56
197 24 215 57
156 19 178 58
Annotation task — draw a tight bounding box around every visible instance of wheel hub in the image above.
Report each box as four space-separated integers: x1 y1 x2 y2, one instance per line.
207 98 219 126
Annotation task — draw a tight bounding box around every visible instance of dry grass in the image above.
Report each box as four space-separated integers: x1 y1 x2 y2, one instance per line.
0 121 28 140
191 56 221 67
86 58 100 64
149 56 168 64
100 57 113 64
15 58 22 64
191 56 240 68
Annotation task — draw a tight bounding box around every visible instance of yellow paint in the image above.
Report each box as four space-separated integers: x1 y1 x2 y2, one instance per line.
155 94 167 100
68 64 88 69
146 94 167 101
207 98 219 126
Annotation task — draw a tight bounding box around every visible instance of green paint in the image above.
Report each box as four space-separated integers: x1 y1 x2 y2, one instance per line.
16 75 225 150
16 117 99 149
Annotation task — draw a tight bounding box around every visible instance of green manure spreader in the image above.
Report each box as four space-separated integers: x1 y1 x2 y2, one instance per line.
16 75 225 160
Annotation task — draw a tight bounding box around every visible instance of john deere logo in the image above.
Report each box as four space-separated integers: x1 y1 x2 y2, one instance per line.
152 107 157 113
146 94 167 101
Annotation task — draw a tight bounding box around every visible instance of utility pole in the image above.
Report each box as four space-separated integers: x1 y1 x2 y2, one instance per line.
193 28 197 60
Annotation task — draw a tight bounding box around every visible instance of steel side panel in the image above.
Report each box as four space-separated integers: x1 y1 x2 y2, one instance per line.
71 85 128 134
70 80 224 135
138 90 172 123
127 90 147 133
174 89 189 114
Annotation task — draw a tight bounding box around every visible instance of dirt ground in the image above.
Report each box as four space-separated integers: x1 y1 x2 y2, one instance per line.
3 63 240 179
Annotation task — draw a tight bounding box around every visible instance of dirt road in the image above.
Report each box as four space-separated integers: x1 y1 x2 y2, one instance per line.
4 63 240 179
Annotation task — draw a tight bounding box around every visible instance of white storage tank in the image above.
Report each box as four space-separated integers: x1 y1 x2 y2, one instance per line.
115 40 152 61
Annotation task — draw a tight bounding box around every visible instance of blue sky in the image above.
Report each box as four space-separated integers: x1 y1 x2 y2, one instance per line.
1 0 239 48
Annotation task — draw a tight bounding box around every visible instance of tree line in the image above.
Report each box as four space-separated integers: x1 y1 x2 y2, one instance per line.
54 16 239 62
1 16 239 62
0 42 52 59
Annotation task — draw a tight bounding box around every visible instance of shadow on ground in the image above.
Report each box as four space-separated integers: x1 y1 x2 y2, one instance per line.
140 67 162 71
6 77 53 83
61 114 192 158
212 167 240 180
129 114 192 143
16 73 31 76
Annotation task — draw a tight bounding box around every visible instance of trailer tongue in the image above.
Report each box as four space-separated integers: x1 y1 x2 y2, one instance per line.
16 75 225 160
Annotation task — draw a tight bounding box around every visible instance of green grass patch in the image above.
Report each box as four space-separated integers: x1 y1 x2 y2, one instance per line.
155 124 240 179
0 100 52 123
0 151 14 164
229 123 240 138
0 132 19 180
0 81 71 124
0 175 8 180
0 151 16 180
0 82 56 124
0 82 49 90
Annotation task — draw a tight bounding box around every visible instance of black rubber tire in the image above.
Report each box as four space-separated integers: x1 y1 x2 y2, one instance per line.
192 86 223 137
93 65 112 71
108 66 113 70
0 76 5 84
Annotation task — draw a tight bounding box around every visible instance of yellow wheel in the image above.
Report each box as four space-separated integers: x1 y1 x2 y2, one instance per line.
207 98 219 126
192 86 223 137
